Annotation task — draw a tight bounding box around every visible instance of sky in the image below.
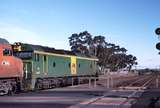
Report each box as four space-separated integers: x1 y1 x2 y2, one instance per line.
0 0 160 68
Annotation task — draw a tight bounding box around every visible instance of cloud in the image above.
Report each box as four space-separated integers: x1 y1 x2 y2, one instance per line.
0 23 47 45
137 57 160 69
0 22 70 50
47 40 70 50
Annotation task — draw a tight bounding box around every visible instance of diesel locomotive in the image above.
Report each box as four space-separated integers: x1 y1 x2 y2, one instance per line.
0 38 23 95
0 38 98 95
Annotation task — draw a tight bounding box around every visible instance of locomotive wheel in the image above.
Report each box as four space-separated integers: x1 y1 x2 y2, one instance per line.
12 85 17 93
35 82 43 90
8 85 17 95
8 89 13 96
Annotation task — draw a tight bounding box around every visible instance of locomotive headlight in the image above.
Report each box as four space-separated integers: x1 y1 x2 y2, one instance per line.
1 60 10 65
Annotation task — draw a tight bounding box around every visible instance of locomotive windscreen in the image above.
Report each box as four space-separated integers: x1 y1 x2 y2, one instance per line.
13 51 33 59
0 38 9 44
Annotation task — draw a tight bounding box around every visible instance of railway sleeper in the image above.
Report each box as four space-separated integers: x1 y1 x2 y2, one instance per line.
119 86 147 90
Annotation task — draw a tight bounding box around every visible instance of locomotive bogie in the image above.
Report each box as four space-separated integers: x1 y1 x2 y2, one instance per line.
0 78 19 95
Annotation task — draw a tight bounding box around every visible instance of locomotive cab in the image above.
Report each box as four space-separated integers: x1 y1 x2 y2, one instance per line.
0 45 23 78
12 43 33 90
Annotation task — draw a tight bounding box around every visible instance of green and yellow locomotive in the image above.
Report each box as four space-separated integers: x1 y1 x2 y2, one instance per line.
13 43 98 91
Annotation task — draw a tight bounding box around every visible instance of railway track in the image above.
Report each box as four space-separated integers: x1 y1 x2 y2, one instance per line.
114 75 156 90
1 74 159 108
69 74 160 108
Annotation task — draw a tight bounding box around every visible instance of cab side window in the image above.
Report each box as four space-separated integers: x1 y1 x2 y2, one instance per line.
34 54 40 61
3 49 12 56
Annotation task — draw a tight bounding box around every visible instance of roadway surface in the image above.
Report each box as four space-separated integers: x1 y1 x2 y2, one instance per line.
0 74 160 108
0 88 106 108
1 89 160 108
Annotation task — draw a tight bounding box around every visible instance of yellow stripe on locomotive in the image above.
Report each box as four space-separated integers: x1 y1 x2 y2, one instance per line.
71 56 77 75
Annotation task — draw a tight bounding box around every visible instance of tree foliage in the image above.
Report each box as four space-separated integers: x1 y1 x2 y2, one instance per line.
68 31 138 72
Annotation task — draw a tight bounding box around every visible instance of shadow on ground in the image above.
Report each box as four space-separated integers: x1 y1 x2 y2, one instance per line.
131 89 160 108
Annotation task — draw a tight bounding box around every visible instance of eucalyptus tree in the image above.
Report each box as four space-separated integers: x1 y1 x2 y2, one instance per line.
69 33 81 53
69 31 137 72
69 31 92 55
93 35 106 56
126 55 137 71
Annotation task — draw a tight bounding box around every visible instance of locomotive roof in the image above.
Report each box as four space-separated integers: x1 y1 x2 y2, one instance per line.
0 38 9 44
26 43 76 55
14 43 97 59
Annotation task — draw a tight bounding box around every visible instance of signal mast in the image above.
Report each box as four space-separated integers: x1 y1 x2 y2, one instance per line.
155 28 160 54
